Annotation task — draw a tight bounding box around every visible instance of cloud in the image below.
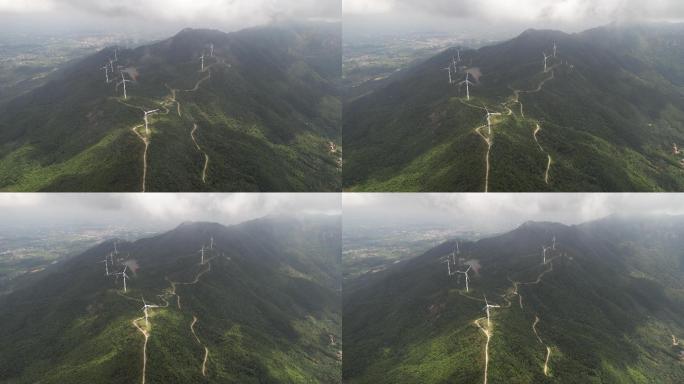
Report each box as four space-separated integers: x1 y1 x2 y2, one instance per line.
0 193 340 230
0 0 340 29
343 193 684 233
344 0 684 23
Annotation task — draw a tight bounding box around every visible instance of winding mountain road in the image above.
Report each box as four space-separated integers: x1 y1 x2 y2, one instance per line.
190 124 210 183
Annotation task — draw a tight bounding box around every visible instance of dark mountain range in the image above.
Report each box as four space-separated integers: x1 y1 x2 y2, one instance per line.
0 22 342 192
343 23 684 191
0 215 341 383
343 215 684 383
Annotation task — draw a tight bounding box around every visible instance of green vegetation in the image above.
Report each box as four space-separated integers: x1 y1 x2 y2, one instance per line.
0 216 341 383
343 24 684 191
0 23 341 191
343 216 684 383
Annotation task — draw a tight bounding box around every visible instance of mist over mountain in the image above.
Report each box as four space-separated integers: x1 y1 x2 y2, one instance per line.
0 21 342 192
343 23 684 192
0 214 342 383
343 214 684 383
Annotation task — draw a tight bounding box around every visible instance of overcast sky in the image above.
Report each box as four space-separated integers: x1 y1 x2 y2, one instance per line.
343 193 684 233
0 0 340 37
0 193 341 231
344 0 684 40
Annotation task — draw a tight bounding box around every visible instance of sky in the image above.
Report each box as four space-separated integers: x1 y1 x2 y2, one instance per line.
0 0 340 37
0 193 341 231
343 193 684 233
344 0 684 40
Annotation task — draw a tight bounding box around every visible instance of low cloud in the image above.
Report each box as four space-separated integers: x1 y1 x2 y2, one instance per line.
343 193 684 233
344 0 684 23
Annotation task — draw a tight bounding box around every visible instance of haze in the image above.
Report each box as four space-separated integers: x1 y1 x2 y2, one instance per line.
0 193 341 231
0 0 340 38
343 193 684 233
344 0 684 40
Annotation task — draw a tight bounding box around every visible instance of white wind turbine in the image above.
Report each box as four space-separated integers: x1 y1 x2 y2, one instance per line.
120 72 131 99
120 265 130 292
542 246 550 264
99 257 110 276
199 246 206 265
209 43 214 57
553 41 557 58
109 58 115 73
483 295 501 329
443 66 452 84
459 72 474 100
143 109 159 136
210 236 214 250
455 265 472 292
552 236 556 250
141 296 157 328
543 52 550 73
100 65 110 83
442 257 453 276
114 47 119 62
200 53 205 72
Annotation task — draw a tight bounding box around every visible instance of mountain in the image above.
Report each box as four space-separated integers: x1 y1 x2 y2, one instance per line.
0 22 342 192
343 215 684 383
343 23 684 191
0 215 342 383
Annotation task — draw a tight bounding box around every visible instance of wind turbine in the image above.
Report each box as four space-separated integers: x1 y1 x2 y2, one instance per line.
457 48 461 63
455 265 472 292
200 53 205 72
109 58 115 73
141 296 156 328
443 66 452 84
143 109 159 136
121 265 130 292
99 257 110 276
543 52 550 73
114 47 119 62
120 72 131 99
209 43 214 57
442 257 453 276
542 246 550 264
553 41 557 58
114 240 119 256
459 72 474 100
210 236 214 250
483 295 500 329
199 246 205 265
100 65 110 83
552 236 556 250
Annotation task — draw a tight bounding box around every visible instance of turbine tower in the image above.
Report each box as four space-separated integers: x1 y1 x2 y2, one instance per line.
121 265 130 292
100 65 110 83
120 73 131 100
199 246 205 265
455 265 472 292
200 54 205 72
552 236 556 250
553 41 557 58
209 43 214 57
543 52 550 73
443 66 452 85
459 72 474 100
483 295 501 329
210 236 214 250
442 257 453 276
100 257 109 276
141 296 156 328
